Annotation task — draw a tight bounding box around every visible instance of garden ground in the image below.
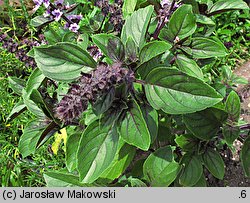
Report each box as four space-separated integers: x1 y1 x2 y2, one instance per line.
208 61 250 186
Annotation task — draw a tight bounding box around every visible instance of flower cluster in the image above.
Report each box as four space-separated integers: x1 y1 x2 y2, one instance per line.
87 45 103 61
56 62 135 124
0 32 43 68
159 0 181 23
95 0 124 32
64 14 83 33
33 0 82 32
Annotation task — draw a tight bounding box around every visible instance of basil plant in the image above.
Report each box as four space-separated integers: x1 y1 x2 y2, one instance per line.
8 0 250 186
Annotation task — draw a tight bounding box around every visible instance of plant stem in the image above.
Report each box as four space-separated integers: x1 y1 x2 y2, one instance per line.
135 79 146 85
240 124 250 131
153 0 176 39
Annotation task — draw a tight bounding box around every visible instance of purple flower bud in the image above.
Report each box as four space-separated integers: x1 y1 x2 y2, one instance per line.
56 62 135 124
52 9 63 21
0 33 7 41
224 42 233 49
56 94 86 124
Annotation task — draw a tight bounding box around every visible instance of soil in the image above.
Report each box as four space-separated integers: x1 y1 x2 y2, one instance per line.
207 140 250 187
208 61 250 187
234 61 250 124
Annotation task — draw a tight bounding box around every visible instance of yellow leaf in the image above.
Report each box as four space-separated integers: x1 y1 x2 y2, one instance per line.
51 128 67 155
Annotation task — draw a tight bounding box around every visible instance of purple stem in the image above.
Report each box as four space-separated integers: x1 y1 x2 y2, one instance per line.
153 0 176 39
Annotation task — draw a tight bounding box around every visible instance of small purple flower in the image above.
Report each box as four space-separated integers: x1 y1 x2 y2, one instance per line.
65 2 70 9
43 9 51 17
68 14 82 21
43 0 50 8
33 0 43 11
55 0 64 6
161 0 171 7
69 23 80 33
64 22 70 29
64 15 82 32
52 9 63 21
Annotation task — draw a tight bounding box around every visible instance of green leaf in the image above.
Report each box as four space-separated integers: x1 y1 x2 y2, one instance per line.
179 154 203 186
202 148 225 180
22 68 45 117
137 55 162 79
183 108 224 140
225 91 241 122
92 34 117 59
30 15 52 27
66 132 81 172
144 67 223 114
18 120 57 158
77 120 119 183
182 0 200 13
107 37 125 62
127 177 147 187
92 88 115 116
143 146 180 186
44 171 93 187
174 134 198 151
193 173 207 187
176 54 204 79
34 42 96 81
140 103 158 143
56 82 70 102
62 32 76 43
208 0 249 16
189 37 228 58
167 4 197 41
139 41 172 64
30 89 56 121
196 0 213 8
27 48 35 58
44 27 63 44
89 10 105 31
121 5 154 48
122 0 137 18
119 99 151 151
241 136 250 177
77 33 89 50
25 69 44 95
100 140 136 181
222 125 240 145
130 159 145 178
7 100 27 122
196 14 215 25
125 37 138 62
8 77 25 95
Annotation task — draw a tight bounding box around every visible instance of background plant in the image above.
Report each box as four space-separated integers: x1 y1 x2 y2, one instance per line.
3 0 250 187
